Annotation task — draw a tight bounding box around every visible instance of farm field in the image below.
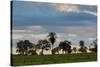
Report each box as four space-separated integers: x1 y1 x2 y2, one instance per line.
11 53 97 66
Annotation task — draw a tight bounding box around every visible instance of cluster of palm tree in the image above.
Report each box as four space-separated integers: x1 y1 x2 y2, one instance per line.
16 32 97 55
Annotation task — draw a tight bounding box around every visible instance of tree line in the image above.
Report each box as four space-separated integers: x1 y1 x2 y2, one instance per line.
15 32 97 55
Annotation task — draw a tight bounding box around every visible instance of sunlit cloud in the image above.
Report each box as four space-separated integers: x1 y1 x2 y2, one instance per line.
55 3 79 12
55 3 97 16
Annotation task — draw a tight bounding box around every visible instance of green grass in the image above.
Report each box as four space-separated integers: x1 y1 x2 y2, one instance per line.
11 53 97 66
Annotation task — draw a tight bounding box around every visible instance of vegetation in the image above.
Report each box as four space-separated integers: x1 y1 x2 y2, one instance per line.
47 32 57 49
59 40 72 54
11 53 97 66
78 40 87 53
16 40 33 55
89 39 97 53
12 32 97 66
15 32 97 55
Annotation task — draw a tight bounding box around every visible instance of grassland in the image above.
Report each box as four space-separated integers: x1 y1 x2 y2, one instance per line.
11 53 97 66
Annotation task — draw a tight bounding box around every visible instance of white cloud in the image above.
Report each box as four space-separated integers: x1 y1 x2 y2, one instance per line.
12 29 31 33
12 33 48 40
31 33 48 40
13 25 44 33
63 26 97 37
27 25 43 30
88 37 96 41
67 33 77 38
83 10 97 16
12 25 97 46
12 34 23 40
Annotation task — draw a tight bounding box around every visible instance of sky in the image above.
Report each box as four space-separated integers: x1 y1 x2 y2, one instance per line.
12 1 97 48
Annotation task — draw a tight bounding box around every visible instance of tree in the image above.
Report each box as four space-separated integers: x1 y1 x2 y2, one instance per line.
73 47 77 53
59 40 72 54
16 40 24 55
37 39 51 55
93 39 97 52
16 40 33 55
89 39 97 53
47 32 57 49
79 40 84 47
23 40 33 55
52 47 61 54
78 40 87 53
28 45 37 55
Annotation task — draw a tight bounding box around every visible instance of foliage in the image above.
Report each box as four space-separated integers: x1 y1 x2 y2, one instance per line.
12 53 97 66
89 39 97 53
47 32 57 45
16 40 33 55
59 40 72 54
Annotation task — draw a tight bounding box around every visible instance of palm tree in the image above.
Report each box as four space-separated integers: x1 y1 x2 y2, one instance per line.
47 32 57 49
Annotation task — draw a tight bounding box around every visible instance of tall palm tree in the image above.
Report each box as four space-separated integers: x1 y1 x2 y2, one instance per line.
47 32 57 49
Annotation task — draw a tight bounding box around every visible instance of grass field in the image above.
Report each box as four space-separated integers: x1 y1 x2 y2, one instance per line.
11 53 97 66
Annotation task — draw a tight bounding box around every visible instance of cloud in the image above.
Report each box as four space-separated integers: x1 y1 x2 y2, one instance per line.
12 29 28 33
63 26 97 37
83 10 97 16
31 33 48 40
13 25 44 34
88 38 96 41
12 1 97 26
27 25 43 30
12 33 48 41
12 25 97 48
67 34 77 39
12 34 23 40
55 3 79 12
13 25 97 40
55 3 97 16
